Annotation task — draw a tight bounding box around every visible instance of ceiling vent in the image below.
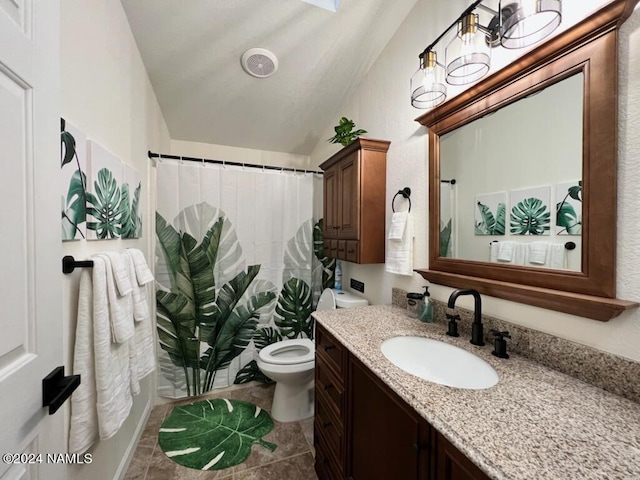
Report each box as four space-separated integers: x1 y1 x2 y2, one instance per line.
241 48 278 78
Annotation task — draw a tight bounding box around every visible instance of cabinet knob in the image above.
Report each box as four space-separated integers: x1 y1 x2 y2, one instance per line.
323 383 334 391
323 344 336 351
323 421 332 428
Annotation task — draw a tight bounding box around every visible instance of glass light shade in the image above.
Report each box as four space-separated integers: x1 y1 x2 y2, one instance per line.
445 14 491 86
411 51 447 109
500 0 562 49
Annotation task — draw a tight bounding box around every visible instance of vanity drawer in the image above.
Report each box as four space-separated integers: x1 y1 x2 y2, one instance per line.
315 393 344 470
316 353 345 420
316 326 345 379
314 428 341 480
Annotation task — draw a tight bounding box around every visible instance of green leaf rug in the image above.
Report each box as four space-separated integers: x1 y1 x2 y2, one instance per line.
158 398 277 470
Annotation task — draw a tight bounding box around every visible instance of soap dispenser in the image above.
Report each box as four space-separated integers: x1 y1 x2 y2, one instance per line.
419 286 434 323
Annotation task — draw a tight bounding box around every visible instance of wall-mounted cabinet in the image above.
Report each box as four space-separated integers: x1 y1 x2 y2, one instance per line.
320 138 389 264
314 324 491 480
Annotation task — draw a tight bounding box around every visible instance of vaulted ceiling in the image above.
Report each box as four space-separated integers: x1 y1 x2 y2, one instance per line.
121 0 419 155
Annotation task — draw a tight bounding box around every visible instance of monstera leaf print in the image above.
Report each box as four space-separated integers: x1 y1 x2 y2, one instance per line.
62 170 87 239
313 219 335 290
158 398 276 470
233 326 282 385
510 198 550 235
556 182 582 235
87 168 123 239
274 277 313 339
61 121 87 240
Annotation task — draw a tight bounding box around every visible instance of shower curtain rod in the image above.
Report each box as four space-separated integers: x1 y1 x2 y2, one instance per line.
147 150 324 175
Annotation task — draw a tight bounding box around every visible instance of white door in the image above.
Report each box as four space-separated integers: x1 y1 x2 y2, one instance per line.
0 1 65 479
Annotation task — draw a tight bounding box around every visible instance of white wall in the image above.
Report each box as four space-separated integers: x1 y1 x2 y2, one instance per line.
310 1 640 362
170 139 311 170
60 1 170 479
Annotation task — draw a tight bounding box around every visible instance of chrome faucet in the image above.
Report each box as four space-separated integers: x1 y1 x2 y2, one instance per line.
447 289 485 347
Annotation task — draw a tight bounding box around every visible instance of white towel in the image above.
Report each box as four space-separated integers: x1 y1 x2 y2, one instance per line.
69 256 134 453
489 242 499 262
91 256 133 441
388 211 409 241
126 248 155 285
549 243 567 269
69 269 99 454
100 253 134 343
514 242 527 265
497 241 515 262
385 214 414 275
126 249 154 323
528 241 549 265
125 251 157 395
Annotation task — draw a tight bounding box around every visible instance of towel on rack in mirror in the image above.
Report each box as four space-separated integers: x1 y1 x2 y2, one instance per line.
528 241 550 265
497 241 515 262
388 211 409 241
549 243 567 269
386 213 414 275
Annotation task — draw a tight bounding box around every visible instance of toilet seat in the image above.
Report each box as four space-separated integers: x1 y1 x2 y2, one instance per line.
258 338 315 365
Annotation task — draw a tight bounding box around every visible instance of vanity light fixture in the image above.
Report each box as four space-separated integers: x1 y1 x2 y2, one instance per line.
500 0 562 49
445 13 491 86
411 0 562 109
410 50 447 108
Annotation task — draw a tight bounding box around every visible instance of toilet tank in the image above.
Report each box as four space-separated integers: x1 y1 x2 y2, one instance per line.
333 289 368 308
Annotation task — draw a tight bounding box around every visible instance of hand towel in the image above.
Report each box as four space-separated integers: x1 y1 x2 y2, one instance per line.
126 249 154 323
126 252 157 395
385 213 414 275
388 211 409 241
99 253 134 343
91 256 133 441
528 241 549 265
126 248 155 285
514 242 527 265
489 242 499 262
497 241 515 262
549 243 567 269
69 269 99 454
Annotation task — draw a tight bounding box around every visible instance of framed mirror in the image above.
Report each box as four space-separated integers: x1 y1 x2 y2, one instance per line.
416 0 639 321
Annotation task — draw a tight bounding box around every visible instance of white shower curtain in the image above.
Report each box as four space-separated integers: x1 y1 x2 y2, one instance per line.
155 160 325 398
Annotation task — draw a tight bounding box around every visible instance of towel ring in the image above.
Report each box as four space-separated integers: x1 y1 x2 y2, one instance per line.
392 187 411 213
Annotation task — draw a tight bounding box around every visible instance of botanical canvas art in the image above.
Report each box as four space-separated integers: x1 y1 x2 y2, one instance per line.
556 180 582 235
122 164 143 238
510 186 551 235
61 119 87 240
474 192 506 236
86 141 124 240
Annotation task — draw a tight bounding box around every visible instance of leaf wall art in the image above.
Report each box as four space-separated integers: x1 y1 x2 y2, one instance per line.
509 186 551 236
60 119 87 241
556 180 582 235
474 192 506 236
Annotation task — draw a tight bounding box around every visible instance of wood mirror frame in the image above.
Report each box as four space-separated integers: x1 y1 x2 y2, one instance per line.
415 0 639 321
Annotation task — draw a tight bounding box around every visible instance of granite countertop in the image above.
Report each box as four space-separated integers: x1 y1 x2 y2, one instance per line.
312 305 640 480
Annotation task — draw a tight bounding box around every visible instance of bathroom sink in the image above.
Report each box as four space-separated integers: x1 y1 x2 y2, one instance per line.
381 336 499 389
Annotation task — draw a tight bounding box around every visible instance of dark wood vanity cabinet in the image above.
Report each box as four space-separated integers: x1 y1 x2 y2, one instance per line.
314 324 491 480
319 138 389 264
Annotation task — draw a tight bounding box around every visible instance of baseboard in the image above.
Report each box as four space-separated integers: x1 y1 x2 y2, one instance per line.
114 399 152 480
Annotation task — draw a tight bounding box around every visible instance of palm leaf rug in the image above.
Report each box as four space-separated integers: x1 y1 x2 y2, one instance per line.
158 398 277 471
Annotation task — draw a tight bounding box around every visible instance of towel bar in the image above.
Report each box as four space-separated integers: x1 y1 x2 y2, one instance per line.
62 255 94 274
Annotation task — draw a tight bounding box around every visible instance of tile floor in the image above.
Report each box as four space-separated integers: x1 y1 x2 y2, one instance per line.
124 384 318 480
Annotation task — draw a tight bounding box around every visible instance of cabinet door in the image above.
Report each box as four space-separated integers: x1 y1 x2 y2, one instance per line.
436 432 491 480
324 165 339 238
338 152 360 239
348 357 430 480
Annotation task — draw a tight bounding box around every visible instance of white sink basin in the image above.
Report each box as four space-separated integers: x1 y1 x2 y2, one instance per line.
381 336 499 390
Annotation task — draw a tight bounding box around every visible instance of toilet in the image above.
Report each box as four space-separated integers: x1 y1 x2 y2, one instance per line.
257 288 368 422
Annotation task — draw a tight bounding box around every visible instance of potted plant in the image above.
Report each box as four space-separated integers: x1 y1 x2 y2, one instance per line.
328 117 367 147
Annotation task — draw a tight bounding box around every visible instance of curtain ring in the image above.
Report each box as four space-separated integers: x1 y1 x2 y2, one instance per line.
179 156 184 165
201 158 205 167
